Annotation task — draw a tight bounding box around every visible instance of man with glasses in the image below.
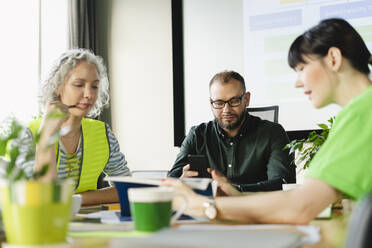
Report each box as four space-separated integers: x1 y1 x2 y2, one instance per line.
168 71 295 192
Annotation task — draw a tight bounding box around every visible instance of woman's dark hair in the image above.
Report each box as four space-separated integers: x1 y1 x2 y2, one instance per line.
288 18 371 74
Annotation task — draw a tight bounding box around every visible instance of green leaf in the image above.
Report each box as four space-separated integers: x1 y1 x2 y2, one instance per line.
9 146 20 164
289 145 296 155
8 120 23 140
6 161 15 178
14 169 27 181
318 123 328 130
307 131 316 139
283 116 334 169
1 111 69 181
298 142 303 152
303 160 311 169
303 147 312 153
297 155 307 163
25 149 35 162
34 132 41 144
0 139 7 156
33 164 50 180
328 117 334 125
46 110 67 120
308 134 319 142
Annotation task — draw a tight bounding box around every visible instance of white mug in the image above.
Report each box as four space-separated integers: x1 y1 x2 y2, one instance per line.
70 194 82 219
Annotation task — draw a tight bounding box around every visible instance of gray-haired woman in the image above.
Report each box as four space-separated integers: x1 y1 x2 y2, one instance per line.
25 48 131 206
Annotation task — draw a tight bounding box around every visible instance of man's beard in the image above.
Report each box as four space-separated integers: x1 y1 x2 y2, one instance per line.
215 112 245 131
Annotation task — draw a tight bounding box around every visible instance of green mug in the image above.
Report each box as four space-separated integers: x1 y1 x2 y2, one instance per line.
128 187 187 232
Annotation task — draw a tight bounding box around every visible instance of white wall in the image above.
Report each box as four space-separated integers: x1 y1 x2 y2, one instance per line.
103 0 245 171
107 0 179 171
183 0 244 132
98 0 372 173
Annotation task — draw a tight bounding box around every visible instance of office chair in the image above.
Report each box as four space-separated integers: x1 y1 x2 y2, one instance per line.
344 194 372 248
131 170 169 179
246 105 279 123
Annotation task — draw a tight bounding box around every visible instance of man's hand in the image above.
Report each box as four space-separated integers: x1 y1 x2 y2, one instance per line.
211 170 241 196
180 164 199 178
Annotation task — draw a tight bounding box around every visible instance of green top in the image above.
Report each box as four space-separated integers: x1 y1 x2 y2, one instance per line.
306 86 372 200
168 111 296 192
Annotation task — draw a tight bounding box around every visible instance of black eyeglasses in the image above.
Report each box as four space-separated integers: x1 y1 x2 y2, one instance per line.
210 93 245 109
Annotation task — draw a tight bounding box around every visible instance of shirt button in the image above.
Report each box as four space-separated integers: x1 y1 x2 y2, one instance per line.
228 164 232 168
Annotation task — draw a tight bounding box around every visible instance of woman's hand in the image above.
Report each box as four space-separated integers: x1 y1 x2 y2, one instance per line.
161 178 207 217
41 100 70 137
211 170 242 197
35 100 70 181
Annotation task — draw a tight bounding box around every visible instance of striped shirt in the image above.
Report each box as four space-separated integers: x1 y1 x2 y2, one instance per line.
18 124 131 189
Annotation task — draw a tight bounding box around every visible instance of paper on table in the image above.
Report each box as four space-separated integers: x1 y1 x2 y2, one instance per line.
69 222 133 232
101 210 127 224
69 212 138 239
68 230 150 238
105 176 213 191
177 224 320 245
76 211 103 219
316 205 332 219
84 210 209 224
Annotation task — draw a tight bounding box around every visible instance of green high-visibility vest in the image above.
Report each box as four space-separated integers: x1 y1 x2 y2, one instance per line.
29 118 110 193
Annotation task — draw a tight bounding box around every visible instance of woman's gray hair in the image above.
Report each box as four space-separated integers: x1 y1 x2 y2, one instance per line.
39 48 109 118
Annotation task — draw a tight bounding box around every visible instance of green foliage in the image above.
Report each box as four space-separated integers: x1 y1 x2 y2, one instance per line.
0 108 67 182
284 117 334 169
0 117 50 182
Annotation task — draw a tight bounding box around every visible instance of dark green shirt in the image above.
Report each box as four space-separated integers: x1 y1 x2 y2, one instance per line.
168 112 296 192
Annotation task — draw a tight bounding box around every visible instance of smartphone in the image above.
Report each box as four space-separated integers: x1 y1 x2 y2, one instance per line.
187 154 211 178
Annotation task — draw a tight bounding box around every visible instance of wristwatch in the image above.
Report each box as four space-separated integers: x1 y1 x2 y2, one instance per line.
203 199 217 220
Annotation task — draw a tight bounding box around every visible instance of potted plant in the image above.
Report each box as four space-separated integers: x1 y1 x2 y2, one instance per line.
0 116 74 246
284 117 334 173
284 117 334 217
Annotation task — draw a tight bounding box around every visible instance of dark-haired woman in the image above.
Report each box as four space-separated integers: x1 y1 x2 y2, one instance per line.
162 18 372 224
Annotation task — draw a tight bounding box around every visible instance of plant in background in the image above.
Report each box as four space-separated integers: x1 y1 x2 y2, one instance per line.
0 117 46 181
0 112 73 246
284 117 334 170
0 111 66 182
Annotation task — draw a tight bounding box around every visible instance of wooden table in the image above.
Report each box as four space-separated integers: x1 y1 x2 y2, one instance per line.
305 210 349 248
67 207 349 248
0 206 349 248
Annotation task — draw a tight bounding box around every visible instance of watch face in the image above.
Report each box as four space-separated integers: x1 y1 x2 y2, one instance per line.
205 205 217 220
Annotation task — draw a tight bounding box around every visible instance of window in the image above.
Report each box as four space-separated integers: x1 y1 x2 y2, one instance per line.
0 0 67 124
